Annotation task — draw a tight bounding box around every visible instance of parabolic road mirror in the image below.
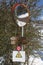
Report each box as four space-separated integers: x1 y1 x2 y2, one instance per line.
11 3 30 27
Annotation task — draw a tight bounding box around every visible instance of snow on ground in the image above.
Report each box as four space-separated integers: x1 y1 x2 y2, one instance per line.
29 55 43 65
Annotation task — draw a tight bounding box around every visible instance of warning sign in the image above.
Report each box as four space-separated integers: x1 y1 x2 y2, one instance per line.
12 51 25 62
16 52 22 58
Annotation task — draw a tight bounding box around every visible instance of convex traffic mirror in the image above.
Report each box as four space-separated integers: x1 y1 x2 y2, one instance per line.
11 3 30 27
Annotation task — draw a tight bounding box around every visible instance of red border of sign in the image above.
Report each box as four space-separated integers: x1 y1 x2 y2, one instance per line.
11 3 28 13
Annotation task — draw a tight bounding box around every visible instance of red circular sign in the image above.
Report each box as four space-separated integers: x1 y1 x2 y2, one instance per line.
17 46 21 51
11 3 28 13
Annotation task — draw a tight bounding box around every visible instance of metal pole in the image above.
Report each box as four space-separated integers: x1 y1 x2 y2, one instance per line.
21 26 24 51
21 26 24 65
22 26 24 37
21 26 27 65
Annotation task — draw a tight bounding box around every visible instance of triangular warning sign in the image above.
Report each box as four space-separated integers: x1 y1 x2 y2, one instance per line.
16 52 22 58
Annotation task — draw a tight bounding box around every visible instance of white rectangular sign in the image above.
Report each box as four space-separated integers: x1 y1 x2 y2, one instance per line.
12 51 25 62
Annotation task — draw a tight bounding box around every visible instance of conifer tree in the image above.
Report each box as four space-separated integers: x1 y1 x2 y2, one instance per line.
0 0 42 59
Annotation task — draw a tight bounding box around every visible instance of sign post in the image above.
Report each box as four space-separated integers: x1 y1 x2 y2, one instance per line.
11 3 30 65
22 27 24 37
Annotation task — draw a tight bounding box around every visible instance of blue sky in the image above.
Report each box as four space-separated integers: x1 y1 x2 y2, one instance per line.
0 0 43 20
38 0 43 6
0 0 43 6
38 0 43 20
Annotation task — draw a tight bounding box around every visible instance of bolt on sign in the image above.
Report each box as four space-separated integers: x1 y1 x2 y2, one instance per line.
12 51 25 62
